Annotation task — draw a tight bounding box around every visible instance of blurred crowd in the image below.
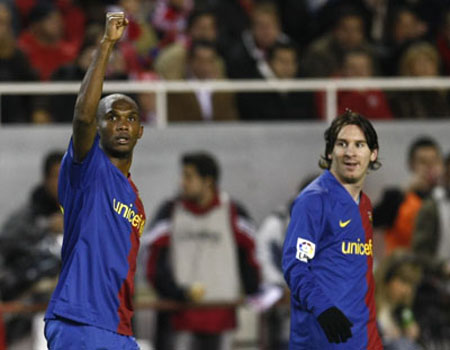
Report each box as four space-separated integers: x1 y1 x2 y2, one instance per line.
1 0 450 123
1 133 450 349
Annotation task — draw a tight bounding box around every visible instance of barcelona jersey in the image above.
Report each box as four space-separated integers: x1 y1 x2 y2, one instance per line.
45 135 146 336
282 170 382 349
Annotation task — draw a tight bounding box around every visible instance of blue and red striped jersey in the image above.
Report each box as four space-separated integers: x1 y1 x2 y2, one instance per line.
282 170 382 349
45 135 146 336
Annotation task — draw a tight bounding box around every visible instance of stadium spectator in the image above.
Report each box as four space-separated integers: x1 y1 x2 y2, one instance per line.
381 5 428 76
0 150 63 285
0 1 37 123
154 7 225 80
256 199 291 349
108 0 158 73
412 152 450 347
18 2 79 80
303 0 374 46
255 174 317 350
375 251 423 350
167 40 238 122
226 1 290 80
388 6 428 46
31 23 130 123
145 151 260 350
316 48 393 120
131 70 159 124
151 0 193 48
14 0 85 44
301 4 374 77
412 259 450 347
374 136 444 256
0 150 63 348
436 8 450 76
389 42 450 119
412 153 450 275
210 0 252 54
46 25 131 123
277 0 316 51
237 40 317 121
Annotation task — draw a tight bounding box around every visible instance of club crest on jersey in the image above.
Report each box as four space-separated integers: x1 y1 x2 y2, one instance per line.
296 238 315 263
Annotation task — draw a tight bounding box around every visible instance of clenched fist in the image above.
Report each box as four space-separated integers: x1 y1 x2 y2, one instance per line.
103 12 128 42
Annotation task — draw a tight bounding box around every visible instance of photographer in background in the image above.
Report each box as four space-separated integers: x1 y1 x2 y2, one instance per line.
0 150 64 348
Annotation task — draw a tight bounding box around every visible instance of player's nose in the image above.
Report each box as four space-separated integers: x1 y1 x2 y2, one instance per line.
344 144 356 156
116 118 130 131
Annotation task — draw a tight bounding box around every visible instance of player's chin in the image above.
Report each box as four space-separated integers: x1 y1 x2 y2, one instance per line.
341 171 362 184
108 145 133 158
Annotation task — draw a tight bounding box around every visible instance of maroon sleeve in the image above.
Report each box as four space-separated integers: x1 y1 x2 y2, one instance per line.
230 202 260 294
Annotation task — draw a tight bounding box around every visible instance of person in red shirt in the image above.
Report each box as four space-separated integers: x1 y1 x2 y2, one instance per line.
316 48 393 120
152 0 194 48
18 3 79 80
337 49 393 120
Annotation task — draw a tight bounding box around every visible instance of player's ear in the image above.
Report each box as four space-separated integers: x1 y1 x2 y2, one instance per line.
138 125 144 139
370 149 378 162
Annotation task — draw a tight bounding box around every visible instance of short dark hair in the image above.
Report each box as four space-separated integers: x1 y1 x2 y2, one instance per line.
333 4 365 29
267 40 299 63
187 40 217 60
43 150 64 178
187 7 215 31
319 110 381 170
29 2 58 24
252 1 280 22
407 136 441 167
182 152 220 184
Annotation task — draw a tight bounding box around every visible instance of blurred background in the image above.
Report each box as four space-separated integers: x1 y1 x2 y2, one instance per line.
1 0 450 349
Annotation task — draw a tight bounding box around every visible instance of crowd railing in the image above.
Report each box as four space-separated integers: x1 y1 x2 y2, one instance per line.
1 77 450 127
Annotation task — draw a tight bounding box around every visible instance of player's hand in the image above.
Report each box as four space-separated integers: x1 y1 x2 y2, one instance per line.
188 282 205 302
317 306 353 343
103 12 128 42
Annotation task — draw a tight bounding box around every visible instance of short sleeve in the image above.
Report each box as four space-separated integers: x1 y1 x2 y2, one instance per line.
62 134 103 190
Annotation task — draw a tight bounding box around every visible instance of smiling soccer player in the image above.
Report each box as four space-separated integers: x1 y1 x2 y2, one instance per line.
282 111 383 349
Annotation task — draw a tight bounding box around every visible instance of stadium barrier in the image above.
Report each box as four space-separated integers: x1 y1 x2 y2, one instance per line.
1 77 450 127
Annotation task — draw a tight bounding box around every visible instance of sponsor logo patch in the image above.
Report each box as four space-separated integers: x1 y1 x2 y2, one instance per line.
296 238 316 262
342 238 373 256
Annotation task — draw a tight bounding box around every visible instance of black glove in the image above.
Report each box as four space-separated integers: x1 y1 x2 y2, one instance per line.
317 306 353 343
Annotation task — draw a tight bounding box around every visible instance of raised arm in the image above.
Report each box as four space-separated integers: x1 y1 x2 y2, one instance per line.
72 12 128 161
